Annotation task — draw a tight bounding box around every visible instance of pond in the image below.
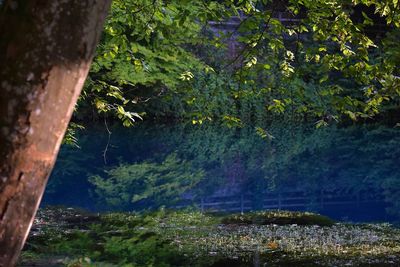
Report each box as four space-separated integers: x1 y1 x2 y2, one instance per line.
43 122 400 223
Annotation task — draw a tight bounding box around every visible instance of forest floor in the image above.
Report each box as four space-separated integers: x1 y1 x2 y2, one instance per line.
18 207 400 267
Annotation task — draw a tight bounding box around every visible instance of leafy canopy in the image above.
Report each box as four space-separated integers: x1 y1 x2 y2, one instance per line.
71 0 400 128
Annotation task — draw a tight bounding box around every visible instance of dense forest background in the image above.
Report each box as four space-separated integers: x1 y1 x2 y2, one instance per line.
48 0 400 218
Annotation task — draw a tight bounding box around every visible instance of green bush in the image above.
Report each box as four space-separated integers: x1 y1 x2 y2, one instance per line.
90 153 204 211
221 210 335 226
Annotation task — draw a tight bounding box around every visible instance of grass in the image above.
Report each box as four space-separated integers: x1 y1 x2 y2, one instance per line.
18 207 400 267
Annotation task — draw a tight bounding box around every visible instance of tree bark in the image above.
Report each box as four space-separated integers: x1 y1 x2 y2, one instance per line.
0 1 111 265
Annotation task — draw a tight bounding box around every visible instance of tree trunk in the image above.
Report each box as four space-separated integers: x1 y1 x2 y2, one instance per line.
0 1 111 265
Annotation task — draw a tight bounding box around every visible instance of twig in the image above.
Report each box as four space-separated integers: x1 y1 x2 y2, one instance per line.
103 116 112 165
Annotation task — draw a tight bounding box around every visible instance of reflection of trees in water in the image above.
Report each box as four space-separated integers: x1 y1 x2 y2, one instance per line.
45 122 400 217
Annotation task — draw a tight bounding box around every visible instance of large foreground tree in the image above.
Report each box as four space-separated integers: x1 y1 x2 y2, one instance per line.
0 1 111 265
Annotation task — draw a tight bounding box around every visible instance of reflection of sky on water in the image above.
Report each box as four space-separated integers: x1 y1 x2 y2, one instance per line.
43 123 400 222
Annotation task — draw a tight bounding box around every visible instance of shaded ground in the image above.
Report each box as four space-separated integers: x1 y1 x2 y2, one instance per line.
19 207 400 266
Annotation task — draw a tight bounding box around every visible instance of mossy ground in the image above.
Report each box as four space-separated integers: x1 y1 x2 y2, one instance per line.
18 207 400 266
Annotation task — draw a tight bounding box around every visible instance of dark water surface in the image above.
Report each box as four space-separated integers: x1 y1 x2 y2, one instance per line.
43 122 400 223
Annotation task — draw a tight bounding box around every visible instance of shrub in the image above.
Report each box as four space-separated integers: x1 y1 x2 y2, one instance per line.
221 210 335 226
